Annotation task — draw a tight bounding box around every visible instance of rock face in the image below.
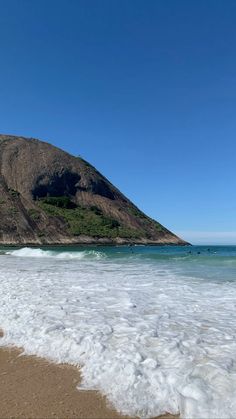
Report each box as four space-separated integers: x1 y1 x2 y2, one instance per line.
0 135 187 245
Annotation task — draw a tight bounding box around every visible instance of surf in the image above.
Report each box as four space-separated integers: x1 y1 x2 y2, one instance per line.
0 245 236 418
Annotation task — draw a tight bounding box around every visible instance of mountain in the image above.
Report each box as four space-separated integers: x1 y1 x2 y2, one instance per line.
0 135 187 245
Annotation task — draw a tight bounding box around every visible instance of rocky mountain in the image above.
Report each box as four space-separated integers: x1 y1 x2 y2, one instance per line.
0 135 187 245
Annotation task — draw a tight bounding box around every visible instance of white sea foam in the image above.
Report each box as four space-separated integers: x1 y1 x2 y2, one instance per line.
6 247 104 260
0 249 236 418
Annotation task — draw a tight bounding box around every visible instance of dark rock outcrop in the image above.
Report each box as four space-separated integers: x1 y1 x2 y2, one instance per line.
0 135 187 245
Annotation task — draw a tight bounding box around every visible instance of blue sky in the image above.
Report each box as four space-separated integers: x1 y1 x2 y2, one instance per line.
0 0 235 244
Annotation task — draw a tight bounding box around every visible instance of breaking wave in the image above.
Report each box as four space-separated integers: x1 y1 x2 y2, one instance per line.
6 247 105 260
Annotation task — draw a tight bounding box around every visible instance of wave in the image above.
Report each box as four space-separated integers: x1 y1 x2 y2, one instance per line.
6 247 105 260
0 247 236 417
4 247 236 271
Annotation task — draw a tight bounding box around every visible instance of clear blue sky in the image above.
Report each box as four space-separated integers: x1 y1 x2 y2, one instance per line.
0 0 235 244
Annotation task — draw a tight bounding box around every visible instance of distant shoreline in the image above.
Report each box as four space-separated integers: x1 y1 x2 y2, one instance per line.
0 242 191 248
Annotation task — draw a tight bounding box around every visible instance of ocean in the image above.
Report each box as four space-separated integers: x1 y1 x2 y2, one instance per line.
0 245 236 418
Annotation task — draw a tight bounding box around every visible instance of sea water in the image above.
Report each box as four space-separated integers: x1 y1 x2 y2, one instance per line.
0 245 236 418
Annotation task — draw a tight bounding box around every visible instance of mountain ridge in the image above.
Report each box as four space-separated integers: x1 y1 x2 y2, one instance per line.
0 134 188 245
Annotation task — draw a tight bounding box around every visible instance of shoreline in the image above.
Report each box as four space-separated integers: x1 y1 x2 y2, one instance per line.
0 242 190 248
0 244 190 248
0 332 177 419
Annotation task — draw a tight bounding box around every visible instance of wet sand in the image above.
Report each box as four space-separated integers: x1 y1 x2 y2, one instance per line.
0 331 177 419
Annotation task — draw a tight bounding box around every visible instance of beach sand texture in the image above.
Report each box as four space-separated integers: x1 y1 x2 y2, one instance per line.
0 331 176 419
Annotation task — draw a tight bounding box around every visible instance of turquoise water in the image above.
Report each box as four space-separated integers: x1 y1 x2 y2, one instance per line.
0 244 236 418
2 244 235 280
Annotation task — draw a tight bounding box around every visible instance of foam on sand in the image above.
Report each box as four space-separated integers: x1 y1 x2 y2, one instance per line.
0 248 236 418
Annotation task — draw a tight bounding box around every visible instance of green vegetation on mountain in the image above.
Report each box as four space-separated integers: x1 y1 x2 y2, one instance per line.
38 198 142 238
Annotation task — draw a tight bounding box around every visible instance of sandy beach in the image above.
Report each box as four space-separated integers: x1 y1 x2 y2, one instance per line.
0 331 176 419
